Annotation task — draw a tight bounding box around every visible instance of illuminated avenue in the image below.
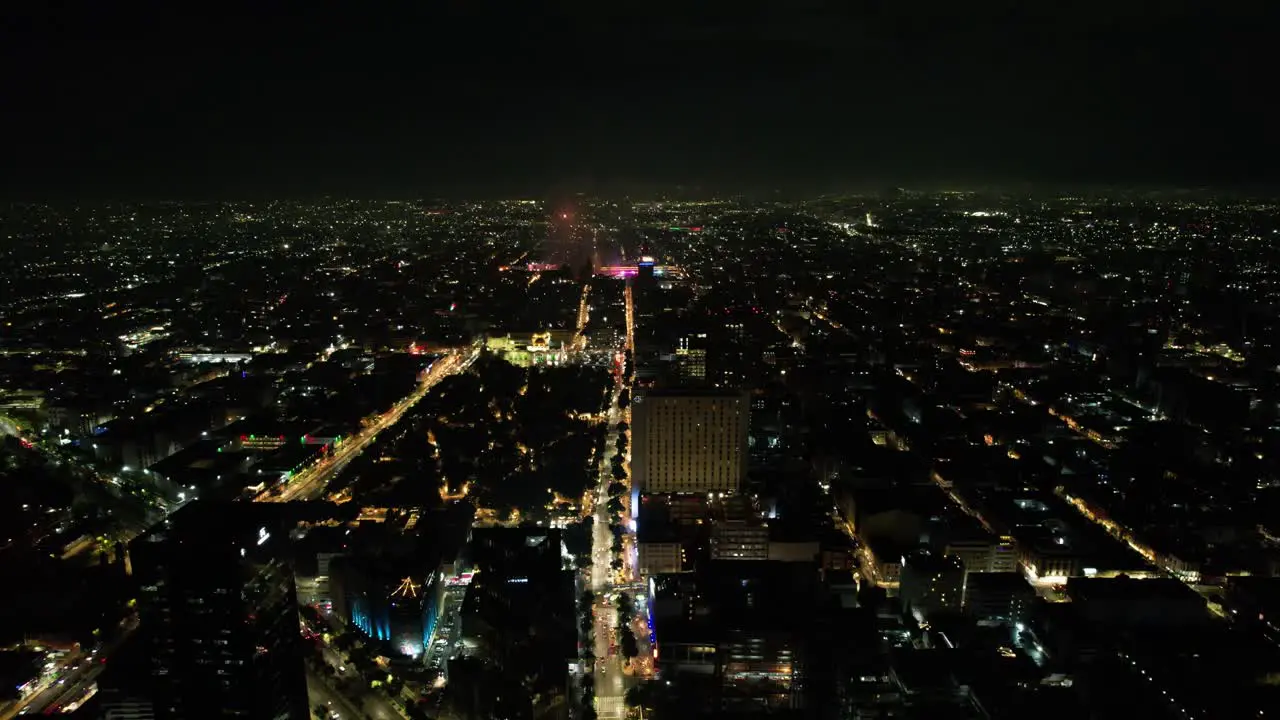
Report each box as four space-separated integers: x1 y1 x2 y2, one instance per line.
256 349 477 504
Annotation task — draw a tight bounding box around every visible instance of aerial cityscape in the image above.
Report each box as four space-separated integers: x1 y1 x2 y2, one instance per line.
2 193 1279 720
2 3 1277 720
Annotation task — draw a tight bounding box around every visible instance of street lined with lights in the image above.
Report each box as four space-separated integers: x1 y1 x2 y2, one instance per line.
256 348 478 504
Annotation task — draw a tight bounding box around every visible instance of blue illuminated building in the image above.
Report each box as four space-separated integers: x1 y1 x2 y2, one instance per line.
351 595 391 641
333 562 445 658
321 506 472 660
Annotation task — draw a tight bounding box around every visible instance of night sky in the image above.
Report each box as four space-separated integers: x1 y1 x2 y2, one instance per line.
2 2 1274 198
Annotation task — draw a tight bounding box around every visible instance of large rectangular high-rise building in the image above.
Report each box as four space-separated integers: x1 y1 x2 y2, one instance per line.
130 502 308 719
633 389 749 494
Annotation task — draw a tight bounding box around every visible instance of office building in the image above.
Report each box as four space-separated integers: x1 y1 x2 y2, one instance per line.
316 506 471 658
637 496 687 575
460 528 577 718
632 389 749 494
331 561 445 659
899 549 966 622
963 572 1037 624
675 332 708 383
1066 577 1209 627
638 540 684 575
945 532 1018 574
91 690 157 719
636 255 657 289
130 502 308 719
710 496 768 561
650 561 821 713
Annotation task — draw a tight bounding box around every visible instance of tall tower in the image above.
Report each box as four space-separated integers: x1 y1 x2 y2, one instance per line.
632 389 749 494
636 255 656 288
130 502 309 719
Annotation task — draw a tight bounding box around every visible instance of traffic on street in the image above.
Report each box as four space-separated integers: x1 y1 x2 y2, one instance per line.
258 348 478 503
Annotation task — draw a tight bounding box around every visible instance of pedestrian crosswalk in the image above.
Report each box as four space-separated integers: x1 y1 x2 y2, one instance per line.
596 695 626 719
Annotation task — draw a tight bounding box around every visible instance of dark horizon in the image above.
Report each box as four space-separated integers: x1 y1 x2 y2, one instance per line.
5 182 1279 206
3 2 1275 200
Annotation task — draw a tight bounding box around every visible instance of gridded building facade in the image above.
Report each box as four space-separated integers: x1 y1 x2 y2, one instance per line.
130 503 308 720
633 389 749 494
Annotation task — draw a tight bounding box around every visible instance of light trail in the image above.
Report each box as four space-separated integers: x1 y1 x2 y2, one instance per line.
256 348 478 503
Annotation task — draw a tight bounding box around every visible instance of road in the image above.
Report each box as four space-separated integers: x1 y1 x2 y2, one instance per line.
4 660 103 717
587 284 638 719
259 349 477 503
307 666 367 720
590 397 629 719
423 585 466 675
310 645 406 720
0 617 137 720
310 604 421 720
306 612 413 720
573 283 591 352
624 284 634 352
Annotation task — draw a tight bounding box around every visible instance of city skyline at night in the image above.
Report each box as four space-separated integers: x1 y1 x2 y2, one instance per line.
2 3 1279 720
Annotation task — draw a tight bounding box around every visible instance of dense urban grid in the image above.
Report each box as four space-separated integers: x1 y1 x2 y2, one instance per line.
2 193 1279 719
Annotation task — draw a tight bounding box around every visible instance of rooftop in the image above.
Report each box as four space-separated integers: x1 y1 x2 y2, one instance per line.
1067 576 1205 604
